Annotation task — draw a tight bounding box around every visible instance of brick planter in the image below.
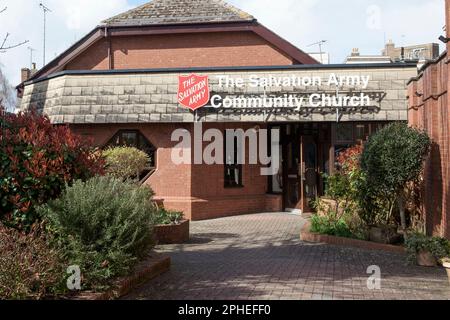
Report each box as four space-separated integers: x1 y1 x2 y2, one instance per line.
73 252 171 300
443 262 450 285
301 221 406 254
154 220 190 244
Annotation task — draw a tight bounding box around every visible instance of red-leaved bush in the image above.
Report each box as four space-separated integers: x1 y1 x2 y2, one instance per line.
336 144 364 173
0 107 105 227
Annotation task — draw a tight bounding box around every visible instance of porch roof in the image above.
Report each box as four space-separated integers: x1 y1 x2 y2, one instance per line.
20 63 417 125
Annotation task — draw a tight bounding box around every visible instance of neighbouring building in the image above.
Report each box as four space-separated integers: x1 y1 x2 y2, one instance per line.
18 0 417 220
407 1 450 239
346 41 440 67
383 40 440 62
345 48 392 64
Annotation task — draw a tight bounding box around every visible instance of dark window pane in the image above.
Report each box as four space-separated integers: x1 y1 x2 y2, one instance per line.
122 132 138 147
355 124 368 141
336 123 353 143
224 135 243 188
107 130 156 167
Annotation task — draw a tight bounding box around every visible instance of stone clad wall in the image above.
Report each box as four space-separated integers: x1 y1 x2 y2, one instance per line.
20 65 416 124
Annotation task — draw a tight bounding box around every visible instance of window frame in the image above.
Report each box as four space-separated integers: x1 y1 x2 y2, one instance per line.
224 134 244 189
105 129 157 168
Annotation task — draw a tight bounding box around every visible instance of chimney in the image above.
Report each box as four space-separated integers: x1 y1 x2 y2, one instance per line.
21 68 31 83
383 39 395 56
351 48 360 56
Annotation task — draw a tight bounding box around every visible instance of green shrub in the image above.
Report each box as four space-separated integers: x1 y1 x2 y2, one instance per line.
155 209 184 225
0 223 66 300
360 123 431 228
310 214 355 239
103 147 150 181
405 233 450 264
37 176 156 290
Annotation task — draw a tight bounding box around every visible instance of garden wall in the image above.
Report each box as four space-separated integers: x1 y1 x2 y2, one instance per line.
407 52 450 238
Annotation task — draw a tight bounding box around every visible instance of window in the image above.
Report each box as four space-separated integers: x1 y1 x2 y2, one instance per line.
355 124 368 142
106 130 156 168
224 136 243 188
335 123 354 143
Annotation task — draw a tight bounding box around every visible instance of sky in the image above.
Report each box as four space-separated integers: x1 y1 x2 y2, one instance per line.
0 0 446 86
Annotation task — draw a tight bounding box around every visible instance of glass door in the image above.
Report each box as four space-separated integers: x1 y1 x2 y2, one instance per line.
300 136 318 213
284 125 302 212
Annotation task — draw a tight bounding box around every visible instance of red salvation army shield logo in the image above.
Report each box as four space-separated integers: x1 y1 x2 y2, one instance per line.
178 74 210 111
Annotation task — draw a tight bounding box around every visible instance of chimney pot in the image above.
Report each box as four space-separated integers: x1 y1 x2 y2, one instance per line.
351 48 360 56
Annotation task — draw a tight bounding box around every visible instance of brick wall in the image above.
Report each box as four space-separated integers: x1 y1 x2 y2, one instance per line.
407 2 450 238
69 122 282 220
65 31 294 71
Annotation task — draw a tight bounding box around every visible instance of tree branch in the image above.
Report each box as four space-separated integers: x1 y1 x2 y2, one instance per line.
0 37 29 52
0 6 29 52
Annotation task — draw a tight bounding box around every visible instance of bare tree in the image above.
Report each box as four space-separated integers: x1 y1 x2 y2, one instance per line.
0 6 29 52
0 64 16 112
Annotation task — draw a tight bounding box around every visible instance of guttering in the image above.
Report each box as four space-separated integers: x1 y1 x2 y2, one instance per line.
24 62 418 86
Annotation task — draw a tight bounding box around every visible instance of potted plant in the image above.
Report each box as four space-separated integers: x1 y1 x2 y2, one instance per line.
441 257 450 285
405 233 450 267
368 224 401 244
153 209 190 245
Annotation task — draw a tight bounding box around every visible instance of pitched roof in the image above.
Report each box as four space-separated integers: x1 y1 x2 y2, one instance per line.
102 0 255 26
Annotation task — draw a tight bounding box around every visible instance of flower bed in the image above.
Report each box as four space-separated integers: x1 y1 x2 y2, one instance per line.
301 220 406 254
73 253 170 300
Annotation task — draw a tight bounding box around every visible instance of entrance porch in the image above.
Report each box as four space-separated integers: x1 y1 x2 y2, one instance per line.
269 121 390 214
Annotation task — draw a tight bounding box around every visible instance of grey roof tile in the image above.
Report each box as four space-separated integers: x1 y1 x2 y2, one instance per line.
102 0 255 26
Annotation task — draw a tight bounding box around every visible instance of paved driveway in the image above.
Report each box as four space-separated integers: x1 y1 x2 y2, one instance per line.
125 213 450 300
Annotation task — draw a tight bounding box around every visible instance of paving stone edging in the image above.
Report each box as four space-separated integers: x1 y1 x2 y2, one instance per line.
73 252 171 300
301 220 406 254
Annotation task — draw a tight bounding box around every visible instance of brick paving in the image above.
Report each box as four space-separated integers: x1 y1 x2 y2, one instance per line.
125 213 450 300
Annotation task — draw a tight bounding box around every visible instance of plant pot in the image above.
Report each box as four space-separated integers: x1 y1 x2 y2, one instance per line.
154 220 190 245
369 225 401 244
443 262 450 285
416 250 438 267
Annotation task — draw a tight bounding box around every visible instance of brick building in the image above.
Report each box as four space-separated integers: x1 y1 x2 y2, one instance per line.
19 0 416 220
407 1 450 239
383 40 440 62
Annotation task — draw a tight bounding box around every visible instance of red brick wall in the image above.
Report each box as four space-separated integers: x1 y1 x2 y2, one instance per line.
65 38 110 70
408 44 450 238
189 123 278 220
65 31 294 71
70 123 282 221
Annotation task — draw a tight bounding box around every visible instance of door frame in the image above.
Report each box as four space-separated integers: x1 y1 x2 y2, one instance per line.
279 124 319 213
